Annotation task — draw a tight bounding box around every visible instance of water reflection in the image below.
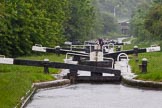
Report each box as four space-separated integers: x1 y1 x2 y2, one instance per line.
26 84 162 108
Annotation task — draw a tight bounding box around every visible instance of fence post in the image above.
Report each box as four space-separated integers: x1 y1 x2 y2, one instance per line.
142 58 148 73
55 46 60 56
116 46 121 51
69 55 79 84
44 59 49 74
134 46 138 62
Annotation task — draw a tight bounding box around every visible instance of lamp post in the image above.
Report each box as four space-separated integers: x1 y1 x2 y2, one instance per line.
114 5 119 17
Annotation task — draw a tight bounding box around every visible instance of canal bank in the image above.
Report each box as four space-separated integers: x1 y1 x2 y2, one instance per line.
19 79 70 108
115 60 162 89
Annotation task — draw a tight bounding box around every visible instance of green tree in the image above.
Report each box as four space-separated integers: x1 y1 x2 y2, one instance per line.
65 0 95 42
153 0 162 4
101 12 118 35
0 0 70 57
0 0 96 57
145 4 162 39
130 1 152 41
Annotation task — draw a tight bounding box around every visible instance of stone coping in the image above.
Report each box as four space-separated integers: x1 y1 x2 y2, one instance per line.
34 79 70 89
116 60 162 89
17 79 70 108
122 75 162 89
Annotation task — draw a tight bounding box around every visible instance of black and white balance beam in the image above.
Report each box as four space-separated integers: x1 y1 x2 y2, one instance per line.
32 45 89 57
0 58 121 76
104 46 161 58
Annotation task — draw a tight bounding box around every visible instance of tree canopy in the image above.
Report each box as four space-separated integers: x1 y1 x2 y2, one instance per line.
92 0 152 37
0 0 159 57
0 0 95 57
130 0 162 42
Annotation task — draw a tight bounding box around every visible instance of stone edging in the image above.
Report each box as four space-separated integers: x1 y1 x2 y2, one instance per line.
116 60 162 89
15 79 70 108
122 75 162 89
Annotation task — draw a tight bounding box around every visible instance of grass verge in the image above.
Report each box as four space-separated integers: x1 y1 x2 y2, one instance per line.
0 54 65 108
122 39 162 82
129 50 162 82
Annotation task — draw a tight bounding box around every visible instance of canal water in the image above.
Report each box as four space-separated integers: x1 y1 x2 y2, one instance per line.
26 83 162 108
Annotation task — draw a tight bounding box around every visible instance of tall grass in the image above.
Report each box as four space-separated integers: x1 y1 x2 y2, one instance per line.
0 54 65 108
